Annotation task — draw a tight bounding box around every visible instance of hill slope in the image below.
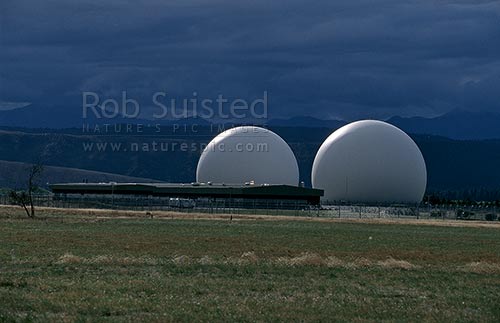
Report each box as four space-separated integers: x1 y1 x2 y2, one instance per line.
0 160 160 189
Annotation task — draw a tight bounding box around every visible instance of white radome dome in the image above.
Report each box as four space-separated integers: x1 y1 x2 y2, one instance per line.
197 126 299 185
312 120 427 204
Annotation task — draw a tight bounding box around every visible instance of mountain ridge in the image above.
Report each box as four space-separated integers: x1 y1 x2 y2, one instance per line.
3 104 500 139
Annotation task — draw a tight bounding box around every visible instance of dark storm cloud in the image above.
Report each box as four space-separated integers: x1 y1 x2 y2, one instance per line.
1 0 500 120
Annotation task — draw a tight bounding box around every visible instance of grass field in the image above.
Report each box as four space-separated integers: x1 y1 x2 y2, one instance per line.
0 206 499 322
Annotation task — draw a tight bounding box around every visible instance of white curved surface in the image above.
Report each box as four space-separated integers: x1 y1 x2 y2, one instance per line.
197 126 299 185
312 120 427 204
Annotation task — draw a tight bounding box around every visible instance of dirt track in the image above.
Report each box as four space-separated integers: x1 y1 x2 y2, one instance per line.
1 205 499 229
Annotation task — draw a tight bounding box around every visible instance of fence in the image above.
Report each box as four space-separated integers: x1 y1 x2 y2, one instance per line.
320 204 498 221
0 194 499 221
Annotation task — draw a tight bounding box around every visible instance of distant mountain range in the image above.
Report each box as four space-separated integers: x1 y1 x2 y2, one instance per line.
1 104 500 139
387 110 500 140
270 110 500 140
0 104 212 129
267 116 346 128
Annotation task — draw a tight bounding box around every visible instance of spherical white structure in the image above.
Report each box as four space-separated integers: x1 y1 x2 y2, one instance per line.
197 126 299 185
312 120 426 204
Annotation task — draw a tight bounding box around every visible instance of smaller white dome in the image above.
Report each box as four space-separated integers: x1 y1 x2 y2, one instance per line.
197 126 299 185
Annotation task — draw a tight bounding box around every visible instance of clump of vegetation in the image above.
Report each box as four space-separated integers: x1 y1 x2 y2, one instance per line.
484 213 497 221
456 209 475 220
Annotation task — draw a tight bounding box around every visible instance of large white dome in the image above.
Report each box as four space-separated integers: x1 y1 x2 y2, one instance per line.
312 120 427 204
197 126 299 185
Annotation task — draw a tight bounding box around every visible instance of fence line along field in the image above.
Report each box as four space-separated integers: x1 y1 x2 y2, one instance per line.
2 194 500 221
1 206 499 322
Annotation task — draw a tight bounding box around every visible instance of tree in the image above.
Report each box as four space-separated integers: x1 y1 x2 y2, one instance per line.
9 163 44 218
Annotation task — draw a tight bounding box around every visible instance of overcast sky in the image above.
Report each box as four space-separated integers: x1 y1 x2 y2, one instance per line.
1 0 500 120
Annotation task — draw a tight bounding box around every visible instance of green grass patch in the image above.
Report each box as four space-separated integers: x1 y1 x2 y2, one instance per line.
0 215 499 321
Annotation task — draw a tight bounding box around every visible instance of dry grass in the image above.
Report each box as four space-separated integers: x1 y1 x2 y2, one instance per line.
275 252 324 267
377 257 419 270
462 261 500 274
172 255 193 265
55 253 83 264
239 251 259 264
55 253 159 266
351 257 374 268
54 252 494 274
324 256 345 267
198 255 214 265
2 204 500 229
51 252 424 271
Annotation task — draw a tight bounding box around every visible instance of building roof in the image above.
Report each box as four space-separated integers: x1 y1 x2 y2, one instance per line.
50 182 324 204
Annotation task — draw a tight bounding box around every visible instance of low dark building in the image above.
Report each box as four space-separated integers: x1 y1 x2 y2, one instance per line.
50 182 324 208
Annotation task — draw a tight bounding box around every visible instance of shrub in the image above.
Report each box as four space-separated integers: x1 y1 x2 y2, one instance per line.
485 213 497 221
